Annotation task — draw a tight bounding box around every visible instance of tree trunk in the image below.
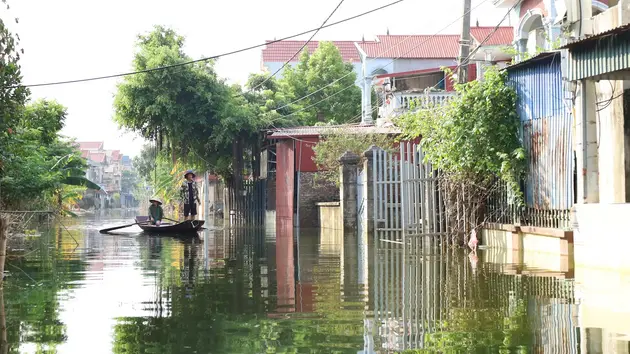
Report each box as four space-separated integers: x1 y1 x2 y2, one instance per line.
0 288 6 354
0 217 7 287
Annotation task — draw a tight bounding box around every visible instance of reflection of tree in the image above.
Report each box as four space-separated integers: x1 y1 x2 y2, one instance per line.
4 226 87 353
113 229 366 353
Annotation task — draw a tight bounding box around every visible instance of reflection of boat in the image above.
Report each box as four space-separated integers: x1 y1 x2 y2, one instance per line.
135 216 204 235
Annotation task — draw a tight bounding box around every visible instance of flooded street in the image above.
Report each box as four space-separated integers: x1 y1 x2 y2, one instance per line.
0 210 607 353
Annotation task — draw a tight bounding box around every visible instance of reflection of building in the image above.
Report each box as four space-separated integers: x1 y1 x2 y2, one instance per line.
369 244 579 352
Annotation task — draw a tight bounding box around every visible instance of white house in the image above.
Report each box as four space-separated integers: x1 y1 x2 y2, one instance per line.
261 28 514 124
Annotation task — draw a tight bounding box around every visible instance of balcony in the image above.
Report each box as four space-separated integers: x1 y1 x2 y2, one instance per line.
378 91 457 121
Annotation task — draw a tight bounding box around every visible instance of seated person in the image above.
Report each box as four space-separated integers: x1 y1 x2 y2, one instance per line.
148 198 164 226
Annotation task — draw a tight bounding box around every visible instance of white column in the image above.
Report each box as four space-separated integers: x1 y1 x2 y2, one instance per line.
597 80 626 203
575 79 599 203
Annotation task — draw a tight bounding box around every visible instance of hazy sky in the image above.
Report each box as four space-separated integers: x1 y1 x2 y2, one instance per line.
3 0 508 157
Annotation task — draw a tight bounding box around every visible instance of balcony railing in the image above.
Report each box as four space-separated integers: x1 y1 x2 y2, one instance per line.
379 91 457 119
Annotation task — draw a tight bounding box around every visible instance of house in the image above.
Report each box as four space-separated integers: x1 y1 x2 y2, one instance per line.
493 0 630 347
493 0 610 59
261 40 362 81
361 28 514 123
77 141 105 152
104 150 123 196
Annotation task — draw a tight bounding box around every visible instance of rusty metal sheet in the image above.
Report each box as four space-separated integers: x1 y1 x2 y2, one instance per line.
508 54 574 210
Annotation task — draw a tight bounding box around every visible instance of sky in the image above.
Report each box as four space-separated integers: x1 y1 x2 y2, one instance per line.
3 0 509 157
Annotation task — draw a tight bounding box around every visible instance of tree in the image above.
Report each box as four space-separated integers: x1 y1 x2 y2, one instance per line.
312 132 396 185
0 99 98 211
0 6 30 200
133 144 157 183
115 26 268 180
279 42 361 126
21 99 67 145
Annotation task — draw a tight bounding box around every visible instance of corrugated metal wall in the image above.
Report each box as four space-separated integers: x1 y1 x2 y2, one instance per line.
508 54 574 210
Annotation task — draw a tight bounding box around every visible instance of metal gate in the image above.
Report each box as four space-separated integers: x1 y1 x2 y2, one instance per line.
372 142 447 248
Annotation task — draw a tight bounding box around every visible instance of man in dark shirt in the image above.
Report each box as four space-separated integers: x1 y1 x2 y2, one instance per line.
180 170 200 221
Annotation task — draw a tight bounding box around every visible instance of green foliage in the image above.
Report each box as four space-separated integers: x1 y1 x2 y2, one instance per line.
0 99 96 212
132 144 157 183
21 99 67 144
312 132 396 185
396 68 525 204
279 42 361 125
0 7 30 191
114 26 266 178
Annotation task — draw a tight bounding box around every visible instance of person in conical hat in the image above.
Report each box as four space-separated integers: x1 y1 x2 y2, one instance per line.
180 170 200 221
148 197 164 226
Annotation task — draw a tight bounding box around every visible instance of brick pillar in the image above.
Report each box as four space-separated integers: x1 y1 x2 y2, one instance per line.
339 151 360 232
339 151 360 299
362 145 380 238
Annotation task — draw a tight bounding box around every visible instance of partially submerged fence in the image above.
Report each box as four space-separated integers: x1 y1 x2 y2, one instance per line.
372 142 448 249
225 179 266 227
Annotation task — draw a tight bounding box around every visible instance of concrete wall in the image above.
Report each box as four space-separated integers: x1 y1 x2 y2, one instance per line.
364 57 457 77
482 224 573 271
317 202 343 256
574 206 630 349
574 203 630 271
297 172 339 228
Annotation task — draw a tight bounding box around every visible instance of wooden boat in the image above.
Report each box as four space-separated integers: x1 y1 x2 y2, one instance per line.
135 216 205 235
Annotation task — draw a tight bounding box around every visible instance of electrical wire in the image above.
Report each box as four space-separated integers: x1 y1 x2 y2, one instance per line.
7 0 405 89
273 0 491 113
425 0 520 91
269 0 492 139
247 0 348 93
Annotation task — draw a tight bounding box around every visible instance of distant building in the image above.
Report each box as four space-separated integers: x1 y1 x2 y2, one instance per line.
76 142 128 209
260 29 514 124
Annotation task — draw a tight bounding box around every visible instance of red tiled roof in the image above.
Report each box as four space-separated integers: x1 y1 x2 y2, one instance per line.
110 150 122 161
88 152 106 163
357 35 461 59
80 150 89 158
470 26 514 46
268 124 400 139
77 142 104 150
262 40 361 63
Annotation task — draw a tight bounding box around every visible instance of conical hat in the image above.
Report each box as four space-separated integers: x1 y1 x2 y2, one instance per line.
149 197 162 205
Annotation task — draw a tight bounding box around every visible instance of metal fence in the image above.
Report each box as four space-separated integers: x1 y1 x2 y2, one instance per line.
226 179 266 227
372 142 448 250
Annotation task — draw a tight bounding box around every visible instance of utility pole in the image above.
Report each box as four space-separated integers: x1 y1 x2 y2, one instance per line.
457 0 472 84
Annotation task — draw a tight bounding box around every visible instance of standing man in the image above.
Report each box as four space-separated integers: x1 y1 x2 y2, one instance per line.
181 170 200 221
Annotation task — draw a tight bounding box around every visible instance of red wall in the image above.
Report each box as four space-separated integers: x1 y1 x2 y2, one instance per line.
275 139 296 313
276 139 295 226
294 137 319 172
445 64 477 92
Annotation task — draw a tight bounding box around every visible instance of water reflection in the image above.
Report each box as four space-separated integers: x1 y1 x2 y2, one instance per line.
2 212 627 353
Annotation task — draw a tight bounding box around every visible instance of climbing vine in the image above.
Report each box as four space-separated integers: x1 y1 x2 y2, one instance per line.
396 67 525 241
312 132 396 186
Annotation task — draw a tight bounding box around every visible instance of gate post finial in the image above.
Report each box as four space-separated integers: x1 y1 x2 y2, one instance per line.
339 151 360 165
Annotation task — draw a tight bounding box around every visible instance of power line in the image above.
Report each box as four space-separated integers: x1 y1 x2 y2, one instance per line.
268 0 491 143
425 0 519 92
272 0 491 123
248 0 348 93
8 0 405 89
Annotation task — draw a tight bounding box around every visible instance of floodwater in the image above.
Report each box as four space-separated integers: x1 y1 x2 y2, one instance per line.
0 210 622 353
